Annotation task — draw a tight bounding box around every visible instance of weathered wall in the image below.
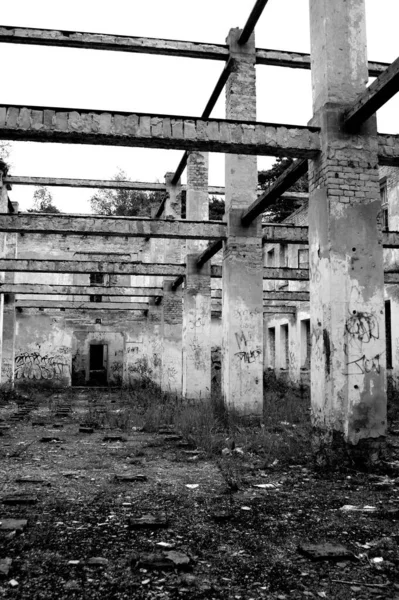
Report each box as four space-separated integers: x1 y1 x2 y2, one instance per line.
14 311 72 385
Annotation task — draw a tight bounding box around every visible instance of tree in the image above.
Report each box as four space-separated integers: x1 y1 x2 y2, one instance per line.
258 157 309 222
0 141 12 163
30 186 61 213
89 169 163 217
209 196 225 221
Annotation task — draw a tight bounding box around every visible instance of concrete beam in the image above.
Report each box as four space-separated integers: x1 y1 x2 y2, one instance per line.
263 290 309 301
212 289 309 301
0 259 185 276
263 267 309 280
4 175 166 191
0 213 226 240
239 0 269 45
344 56 399 131
16 300 149 310
0 105 321 159
197 239 223 267
262 224 308 244
0 27 388 76
242 159 308 225
0 284 163 296
4 175 224 195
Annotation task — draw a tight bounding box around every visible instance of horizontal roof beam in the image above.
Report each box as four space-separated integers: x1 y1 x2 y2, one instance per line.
16 300 149 311
262 224 308 244
0 213 226 240
4 176 166 191
0 259 186 276
0 105 321 159
1 284 163 296
211 289 310 301
345 56 399 131
0 27 388 76
242 158 308 225
3 175 224 195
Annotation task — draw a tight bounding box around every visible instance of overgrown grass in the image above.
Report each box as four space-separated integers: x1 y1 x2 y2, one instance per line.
74 371 312 466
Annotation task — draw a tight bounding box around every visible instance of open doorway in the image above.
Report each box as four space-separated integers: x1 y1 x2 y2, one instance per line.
89 344 108 386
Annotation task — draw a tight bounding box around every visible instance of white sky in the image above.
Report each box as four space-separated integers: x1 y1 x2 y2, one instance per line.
2 0 399 213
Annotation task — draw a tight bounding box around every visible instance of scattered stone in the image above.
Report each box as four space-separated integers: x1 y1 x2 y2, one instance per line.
211 510 233 523
0 424 11 431
67 560 80 566
340 505 377 513
86 557 109 566
163 434 183 442
129 514 169 529
40 436 61 443
185 484 199 489
156 542 175 549
52 423 64 429
64 580 80 590
2 494 37 506
32 421 46 427
114 473 147 483
103 434 126 442
9 579 18 587
0 519 27 532
298 543 354 561
79 426 94 434
184 450 204 455
0 558 12 577
16 476 44 484
131 551 191 570
176 442 195 449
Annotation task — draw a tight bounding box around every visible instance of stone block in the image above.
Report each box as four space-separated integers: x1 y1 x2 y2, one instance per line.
171 119 184 139
99 113 112 134
6 107 19 128
55 112 68 132
91 113 101 133
219 121 231 143
18 108 31 130
162 117 171 138
43 109 55 129
151 117 163 137
68 111 83 131
138 115 151 137
112 114 125 135
81 113 93 133
206 121 219 141
0 107 5 127
184 120 196 139
125 114 138 135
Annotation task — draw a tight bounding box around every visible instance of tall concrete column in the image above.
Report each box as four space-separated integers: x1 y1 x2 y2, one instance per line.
182 152 211 400
1 201 18 385
162 173 183 394
308 0 386 463
222 29 263 416
0 162 9 382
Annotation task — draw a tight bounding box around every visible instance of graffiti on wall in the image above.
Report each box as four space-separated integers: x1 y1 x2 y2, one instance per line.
14 351 70 380
234 330 261 364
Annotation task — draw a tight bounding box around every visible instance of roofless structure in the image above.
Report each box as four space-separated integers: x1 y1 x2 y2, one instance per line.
1 0 399 464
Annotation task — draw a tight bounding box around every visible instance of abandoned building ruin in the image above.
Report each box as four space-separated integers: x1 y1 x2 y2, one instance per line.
0 0 399 463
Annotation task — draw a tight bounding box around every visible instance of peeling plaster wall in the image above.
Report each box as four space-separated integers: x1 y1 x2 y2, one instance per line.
14 311 72 386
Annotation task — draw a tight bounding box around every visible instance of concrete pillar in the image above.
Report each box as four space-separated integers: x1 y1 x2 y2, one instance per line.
308 0 386 463
1 201 18 385
182 152 211 400
0 162 9 383
222 29 263 416
162 173 183 394
146 231 164 387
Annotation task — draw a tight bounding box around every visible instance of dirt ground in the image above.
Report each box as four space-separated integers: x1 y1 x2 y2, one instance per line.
1 392 399 599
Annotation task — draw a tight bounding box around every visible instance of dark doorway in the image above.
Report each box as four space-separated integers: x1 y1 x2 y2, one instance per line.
89 344 108 386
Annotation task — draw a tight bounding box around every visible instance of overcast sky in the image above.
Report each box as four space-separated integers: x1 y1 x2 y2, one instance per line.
2 0 399 213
